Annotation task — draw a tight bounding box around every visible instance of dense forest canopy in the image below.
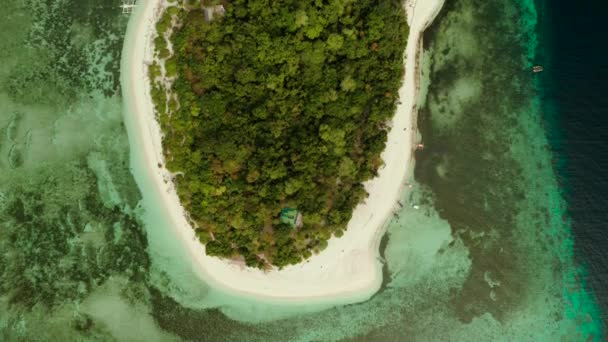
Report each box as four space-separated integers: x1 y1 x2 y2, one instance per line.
150 0 408 268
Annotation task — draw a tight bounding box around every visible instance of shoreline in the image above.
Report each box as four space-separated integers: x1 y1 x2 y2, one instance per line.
121 0 445 301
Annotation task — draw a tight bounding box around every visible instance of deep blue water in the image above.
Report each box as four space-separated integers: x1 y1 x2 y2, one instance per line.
539 0 608 328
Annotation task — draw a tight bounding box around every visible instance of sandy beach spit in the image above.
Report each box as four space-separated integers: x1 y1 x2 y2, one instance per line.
121 0 445 302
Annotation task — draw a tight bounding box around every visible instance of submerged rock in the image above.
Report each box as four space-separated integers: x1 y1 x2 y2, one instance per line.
6 112 21 142
7 144 22 169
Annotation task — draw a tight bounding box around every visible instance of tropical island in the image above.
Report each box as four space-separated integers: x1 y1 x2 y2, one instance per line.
149 0 409 268
122 0 443 299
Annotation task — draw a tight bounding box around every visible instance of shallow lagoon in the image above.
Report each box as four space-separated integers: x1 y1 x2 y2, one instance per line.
0 0 603 341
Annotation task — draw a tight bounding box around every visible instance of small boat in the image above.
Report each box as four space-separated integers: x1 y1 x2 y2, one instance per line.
532 65 544 73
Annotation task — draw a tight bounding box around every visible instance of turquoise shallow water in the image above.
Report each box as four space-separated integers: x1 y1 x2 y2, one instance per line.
0 0 604 340
416 0 603 337
0 1 159 340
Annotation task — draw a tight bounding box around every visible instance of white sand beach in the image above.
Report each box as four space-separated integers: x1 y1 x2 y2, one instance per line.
121 0 445 301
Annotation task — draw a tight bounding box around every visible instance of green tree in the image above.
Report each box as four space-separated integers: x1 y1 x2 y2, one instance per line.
327 33 344 51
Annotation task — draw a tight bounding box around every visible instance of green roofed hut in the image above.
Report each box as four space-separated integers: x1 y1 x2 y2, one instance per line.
280 208 303 228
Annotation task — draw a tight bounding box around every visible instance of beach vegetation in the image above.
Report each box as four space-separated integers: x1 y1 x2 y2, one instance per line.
152 0 408 268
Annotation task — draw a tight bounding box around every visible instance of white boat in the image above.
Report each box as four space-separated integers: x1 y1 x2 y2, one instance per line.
532 65 544 73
